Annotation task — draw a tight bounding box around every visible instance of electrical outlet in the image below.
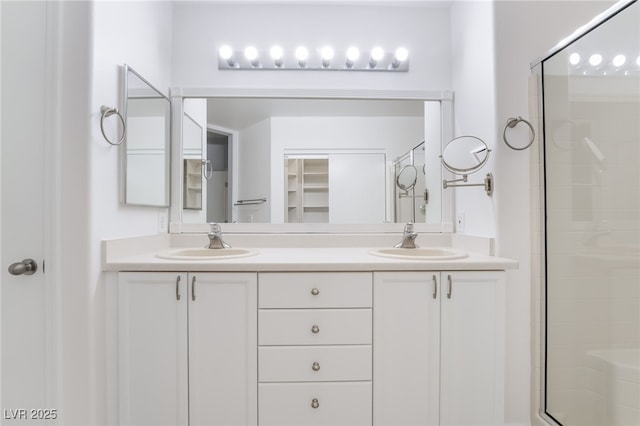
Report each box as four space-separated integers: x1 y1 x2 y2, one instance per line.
456 211 465 233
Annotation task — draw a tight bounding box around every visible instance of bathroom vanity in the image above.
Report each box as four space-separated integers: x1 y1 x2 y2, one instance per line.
104 234 516 426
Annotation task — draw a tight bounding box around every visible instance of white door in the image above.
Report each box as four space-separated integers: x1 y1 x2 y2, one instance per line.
440 271 505 426
118 272 189 426
188 272 257 426
373 272 440 426
1 1 49 422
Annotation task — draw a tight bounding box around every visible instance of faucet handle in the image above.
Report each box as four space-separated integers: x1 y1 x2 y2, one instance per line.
404 222 414 233
209 222 221 233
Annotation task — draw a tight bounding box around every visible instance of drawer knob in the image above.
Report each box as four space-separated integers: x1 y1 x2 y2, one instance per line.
311 398 320 409
311 288 320 296
311 325 320 334
312 362 320 371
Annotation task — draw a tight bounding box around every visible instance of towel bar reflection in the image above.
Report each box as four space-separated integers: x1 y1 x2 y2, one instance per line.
100 105 126 146
234 198 267 206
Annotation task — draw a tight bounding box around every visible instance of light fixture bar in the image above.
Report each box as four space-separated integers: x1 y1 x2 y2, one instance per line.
217 46 409 71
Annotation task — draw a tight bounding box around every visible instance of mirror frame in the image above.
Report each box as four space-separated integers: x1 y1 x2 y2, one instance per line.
121 64 172 207
168 88 455 233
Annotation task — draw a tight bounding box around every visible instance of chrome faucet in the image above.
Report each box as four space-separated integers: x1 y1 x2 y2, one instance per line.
206 223 231 249
395 222 418 249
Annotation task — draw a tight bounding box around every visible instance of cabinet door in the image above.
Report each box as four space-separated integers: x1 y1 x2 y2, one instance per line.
373 272 440 426
118 272 188 426
440 271 505 426
188 273 258 426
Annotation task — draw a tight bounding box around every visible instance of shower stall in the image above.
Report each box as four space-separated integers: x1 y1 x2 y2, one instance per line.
535 1 639 425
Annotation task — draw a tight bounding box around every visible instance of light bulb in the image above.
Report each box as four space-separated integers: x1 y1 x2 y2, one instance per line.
295 46 309 67
219 45 235 67
392 47 409 68
569 53 580 65
346 47 360 61
270 45 284 67
321 46 334 60
321 46 334 68
589 53 602 66
369 46 385 68
219 45 233 60
346 46 360 68
612 54 626 67
395 47 409 62
371 46 384 61
244 46 259 67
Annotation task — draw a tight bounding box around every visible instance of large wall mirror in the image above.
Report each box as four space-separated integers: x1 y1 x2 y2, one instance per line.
122 64 171 207
177 95 448 226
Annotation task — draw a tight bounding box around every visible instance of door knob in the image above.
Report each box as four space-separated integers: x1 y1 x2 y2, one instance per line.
8 259 37 276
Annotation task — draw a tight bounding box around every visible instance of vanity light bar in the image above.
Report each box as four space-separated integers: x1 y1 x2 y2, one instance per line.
218 45 409 72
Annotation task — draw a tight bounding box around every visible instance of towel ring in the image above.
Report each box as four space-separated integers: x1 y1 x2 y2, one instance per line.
503 116 535 151
100 105 126 146
202 159 213 180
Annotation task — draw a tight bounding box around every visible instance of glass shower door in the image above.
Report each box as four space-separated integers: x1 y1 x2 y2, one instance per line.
542 2 640 425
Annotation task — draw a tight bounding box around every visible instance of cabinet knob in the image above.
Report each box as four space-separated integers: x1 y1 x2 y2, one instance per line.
311 288 320 296
312 362 320 371
311 398 320 409
311 325 320 334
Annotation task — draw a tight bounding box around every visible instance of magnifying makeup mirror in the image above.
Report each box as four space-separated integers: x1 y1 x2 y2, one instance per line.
440 135 493 196
396 164 418 192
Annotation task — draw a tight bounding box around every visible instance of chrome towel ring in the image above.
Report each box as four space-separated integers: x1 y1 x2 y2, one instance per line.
100 105 126 146
503 116 535 151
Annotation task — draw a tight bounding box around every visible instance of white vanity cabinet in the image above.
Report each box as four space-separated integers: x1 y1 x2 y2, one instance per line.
257 272 373 426
373 271 505 426
117 272 257 426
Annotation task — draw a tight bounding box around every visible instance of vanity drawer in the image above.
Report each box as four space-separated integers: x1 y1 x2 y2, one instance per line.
258 382 372 426
259 345 372 382
259 272 372 309
259 309 372 346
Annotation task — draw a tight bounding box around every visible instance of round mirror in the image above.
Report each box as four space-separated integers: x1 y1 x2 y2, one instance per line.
440 135 491 175
396 164 418 191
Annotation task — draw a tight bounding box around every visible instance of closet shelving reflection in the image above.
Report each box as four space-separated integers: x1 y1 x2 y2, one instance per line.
285 157 329 223
183 159 202 210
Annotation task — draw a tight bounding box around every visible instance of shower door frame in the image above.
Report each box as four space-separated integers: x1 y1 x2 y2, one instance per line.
532 1 639 425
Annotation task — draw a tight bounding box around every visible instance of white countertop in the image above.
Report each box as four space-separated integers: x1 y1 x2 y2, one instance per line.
103 245 518 272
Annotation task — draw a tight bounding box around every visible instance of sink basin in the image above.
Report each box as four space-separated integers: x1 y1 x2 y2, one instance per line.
156 248 258 260
369 247 468 260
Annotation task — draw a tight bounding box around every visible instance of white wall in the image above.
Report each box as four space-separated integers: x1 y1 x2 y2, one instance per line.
450 1 498 238
88 1 174 423
171 2 452 92
53 2 94 424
